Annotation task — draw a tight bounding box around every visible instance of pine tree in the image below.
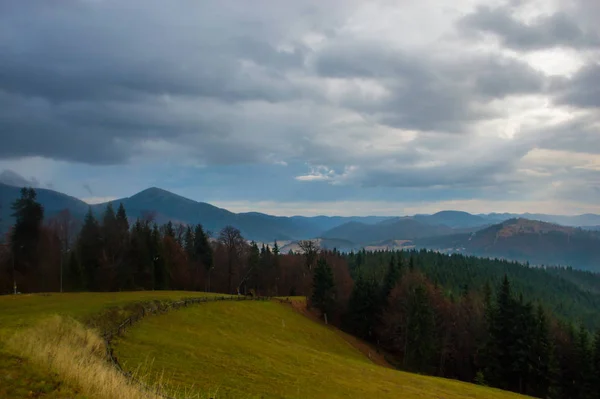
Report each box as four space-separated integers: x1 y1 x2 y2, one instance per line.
592 329 600 399
405 284 435 373
381 253 400 306
485 275 518 390
245 241 260 295
311 257 335 318
77 208 101 291
184 226 194 260
194 224 213 290
575 324 593 398
344 271 379 340
115 203 131 289
10 187 44 277
100 203 118 289
529 304 552 398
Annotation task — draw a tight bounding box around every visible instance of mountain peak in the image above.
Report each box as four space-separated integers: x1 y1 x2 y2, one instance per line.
129 187 196 204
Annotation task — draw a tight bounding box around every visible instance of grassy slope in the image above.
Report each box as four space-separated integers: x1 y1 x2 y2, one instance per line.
114 301 531 399
0 291 221 398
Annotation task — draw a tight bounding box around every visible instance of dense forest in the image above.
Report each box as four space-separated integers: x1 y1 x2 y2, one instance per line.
3 187 600 398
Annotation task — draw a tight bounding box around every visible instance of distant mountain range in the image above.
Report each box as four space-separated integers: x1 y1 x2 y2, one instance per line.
414 218 600 271
0 184 388 242
3 183 600 270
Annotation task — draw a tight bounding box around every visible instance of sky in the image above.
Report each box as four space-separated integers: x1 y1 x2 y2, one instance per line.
1 0 599 216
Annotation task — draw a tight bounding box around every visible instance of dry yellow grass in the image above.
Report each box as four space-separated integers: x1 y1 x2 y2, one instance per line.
0 291 223 398
6 315 158 399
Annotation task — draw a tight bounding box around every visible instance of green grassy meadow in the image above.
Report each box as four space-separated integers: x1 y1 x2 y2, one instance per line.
114 300 531 399
0 291 222 398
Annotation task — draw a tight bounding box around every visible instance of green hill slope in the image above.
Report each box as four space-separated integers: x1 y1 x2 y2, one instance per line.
114 300 530 399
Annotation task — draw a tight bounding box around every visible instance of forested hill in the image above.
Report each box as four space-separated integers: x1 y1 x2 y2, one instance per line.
415 218 600 271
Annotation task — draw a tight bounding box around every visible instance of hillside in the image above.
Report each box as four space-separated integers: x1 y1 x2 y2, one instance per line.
113 299 529 399
413 210 490 228
321 217 456 245
416 218 600 271
0 182 89 235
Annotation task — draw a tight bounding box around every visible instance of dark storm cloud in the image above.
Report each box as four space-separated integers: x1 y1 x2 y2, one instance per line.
0 0 593 201
0 0 311 164
459 5 600 50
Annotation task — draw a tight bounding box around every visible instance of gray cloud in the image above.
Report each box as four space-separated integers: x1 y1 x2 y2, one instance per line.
459 5 600 50
552 63 600 108
0 0 598 205
313 41 546 132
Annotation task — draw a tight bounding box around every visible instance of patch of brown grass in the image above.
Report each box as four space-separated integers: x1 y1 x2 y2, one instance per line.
6 315 161 399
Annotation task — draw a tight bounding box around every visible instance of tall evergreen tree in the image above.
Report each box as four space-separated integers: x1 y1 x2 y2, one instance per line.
194 224 213 290
311 257 335 318
381 253 401 306
10 187 44 277
485 275 518 390
344 271 379 339
592 329 600 399
404 284 435 373
575 324 593 399
77 208 101 291
529 304 553 398
115 203 131 289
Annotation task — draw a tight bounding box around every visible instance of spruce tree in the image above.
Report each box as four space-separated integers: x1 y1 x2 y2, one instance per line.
405 284 435 373
530 304 552 398
345 271 379 340
115 203 131 289
592 329 600 398
311 257 335 318
485 275 518 390
10 187 44 276
575 324 593 398
77 207 101 291
381 253 400 306
247 241 260 294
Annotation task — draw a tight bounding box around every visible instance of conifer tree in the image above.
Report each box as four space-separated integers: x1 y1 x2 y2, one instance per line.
10 187 44 277
592 329 600 398
311 257 335 318
184 226 194 260
115 203 132 289
530 304 552 398
344 271 379 339
77 207 101 291
381 253 400 306
575 324 593 398
247 241 260 294
404 284 435 373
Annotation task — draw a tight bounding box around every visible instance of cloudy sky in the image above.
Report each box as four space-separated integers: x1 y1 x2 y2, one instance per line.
1 0 599 216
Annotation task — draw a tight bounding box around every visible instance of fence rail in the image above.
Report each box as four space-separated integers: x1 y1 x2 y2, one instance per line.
101 294 271 399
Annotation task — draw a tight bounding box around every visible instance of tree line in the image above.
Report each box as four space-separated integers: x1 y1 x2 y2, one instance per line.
0 188 351 299
4 187 600 398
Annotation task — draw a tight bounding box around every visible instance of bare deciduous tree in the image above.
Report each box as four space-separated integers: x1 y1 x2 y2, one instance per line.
298 240 320 271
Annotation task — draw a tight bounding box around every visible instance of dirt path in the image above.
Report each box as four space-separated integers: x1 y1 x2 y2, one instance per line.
275 298 393 369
